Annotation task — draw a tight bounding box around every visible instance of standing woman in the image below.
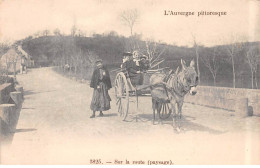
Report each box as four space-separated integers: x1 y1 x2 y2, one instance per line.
90 59 112 118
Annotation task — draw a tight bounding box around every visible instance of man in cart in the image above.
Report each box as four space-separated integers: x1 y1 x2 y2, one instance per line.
120 52 135 90
120 52 132 74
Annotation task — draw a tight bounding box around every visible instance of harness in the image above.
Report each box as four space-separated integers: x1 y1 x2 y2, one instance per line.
164 74 185 100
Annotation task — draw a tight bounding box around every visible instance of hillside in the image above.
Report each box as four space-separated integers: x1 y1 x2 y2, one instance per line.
21 35 195 65
20 34 260 89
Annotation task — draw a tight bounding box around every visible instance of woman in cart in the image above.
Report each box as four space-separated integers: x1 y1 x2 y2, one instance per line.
90 59 112 118
126 51 149 86
125 50 142 86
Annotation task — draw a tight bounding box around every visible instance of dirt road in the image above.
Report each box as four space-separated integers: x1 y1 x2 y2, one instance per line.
1 67 260 164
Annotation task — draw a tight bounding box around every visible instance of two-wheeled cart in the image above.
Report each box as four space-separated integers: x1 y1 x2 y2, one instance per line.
114 70 172 121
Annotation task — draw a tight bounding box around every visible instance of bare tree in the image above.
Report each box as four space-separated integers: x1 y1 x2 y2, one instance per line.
42 29 50 36
0 42 11 77
85 50 99 66
120 9 140 36
77 29 86 37
6 46 20 80
71 49 84 75
0 42 10 56
33 31 41 38
202 47 222 86
53 28 61 36
225 36 244 88
192 35 201 83
246 46 259 89
71 25 77 37
144 39 167 69
0 61 6 78
120 9 140 51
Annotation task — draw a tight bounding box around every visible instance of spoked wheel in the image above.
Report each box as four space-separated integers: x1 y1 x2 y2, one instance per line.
159 102 172 119
115 72 129 121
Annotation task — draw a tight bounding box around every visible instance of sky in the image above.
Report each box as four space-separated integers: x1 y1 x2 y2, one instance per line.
0 0 260 47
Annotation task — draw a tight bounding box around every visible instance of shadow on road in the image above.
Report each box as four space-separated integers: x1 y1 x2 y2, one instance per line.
22 107 35 110
24 90 57 96
15 128 37 133
102 113 117 117
137 113 224 134
1 128 37 146
24 90 38 96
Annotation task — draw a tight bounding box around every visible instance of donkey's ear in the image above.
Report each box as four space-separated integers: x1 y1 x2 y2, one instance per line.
168 69 173 75
190 59 195 68
181 59 187 70
175 66 180 75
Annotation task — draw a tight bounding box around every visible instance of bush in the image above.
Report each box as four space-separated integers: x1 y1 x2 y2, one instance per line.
0 75 14 85
0 67 14 85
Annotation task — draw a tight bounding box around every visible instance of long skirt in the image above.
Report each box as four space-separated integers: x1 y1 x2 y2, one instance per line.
90 82 111 111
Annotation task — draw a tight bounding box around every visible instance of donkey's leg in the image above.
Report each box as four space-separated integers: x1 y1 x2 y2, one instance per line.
170 100 177 129
176 101 184 132
152 98 156 125
157 102 163 124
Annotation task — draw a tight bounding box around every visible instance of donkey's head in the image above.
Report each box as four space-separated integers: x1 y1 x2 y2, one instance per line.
179 59 199 95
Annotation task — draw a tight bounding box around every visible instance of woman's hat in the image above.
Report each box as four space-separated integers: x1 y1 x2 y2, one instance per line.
95 59 103 64
133 50 138 56
132 50 139 59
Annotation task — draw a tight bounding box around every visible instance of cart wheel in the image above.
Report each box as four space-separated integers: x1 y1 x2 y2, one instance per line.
115 72 129 121
159 102 172 119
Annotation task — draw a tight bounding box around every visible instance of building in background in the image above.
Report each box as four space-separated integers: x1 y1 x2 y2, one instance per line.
0 46 34 75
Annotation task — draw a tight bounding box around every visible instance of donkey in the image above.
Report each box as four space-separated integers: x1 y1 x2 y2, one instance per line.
150 59 199 132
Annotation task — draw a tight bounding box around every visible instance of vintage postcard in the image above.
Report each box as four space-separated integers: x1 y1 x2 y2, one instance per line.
0 0 260 165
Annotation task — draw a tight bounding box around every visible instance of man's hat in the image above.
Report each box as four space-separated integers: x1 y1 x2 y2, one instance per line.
122 52 132 57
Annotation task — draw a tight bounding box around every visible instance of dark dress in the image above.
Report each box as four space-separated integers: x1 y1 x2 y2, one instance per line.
126 60 143 86
121 61 130 78
90 67 112 111
140 59 150 72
